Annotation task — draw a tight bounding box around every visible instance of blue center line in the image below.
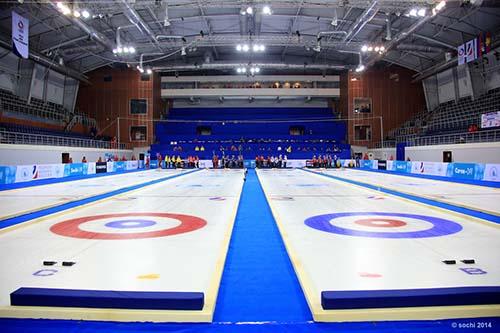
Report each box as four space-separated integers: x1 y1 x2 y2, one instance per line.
0 169 202 230
301 168 500 224
213 169 311 322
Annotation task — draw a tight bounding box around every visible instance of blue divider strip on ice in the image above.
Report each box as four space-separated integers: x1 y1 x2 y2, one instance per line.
213 169 311 322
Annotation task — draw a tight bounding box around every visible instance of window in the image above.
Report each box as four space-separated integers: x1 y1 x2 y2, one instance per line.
196 126 212 135
289 126 305 135
130 99 147 114
103 75 112 82
354 125 371 140
130 126 147 141
353 97 372 113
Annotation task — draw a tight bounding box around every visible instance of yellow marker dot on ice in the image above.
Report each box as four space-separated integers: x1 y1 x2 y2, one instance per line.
137 274 160 280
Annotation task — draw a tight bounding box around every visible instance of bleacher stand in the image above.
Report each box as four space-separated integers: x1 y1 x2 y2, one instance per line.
151 107 350 161
384 87 500 147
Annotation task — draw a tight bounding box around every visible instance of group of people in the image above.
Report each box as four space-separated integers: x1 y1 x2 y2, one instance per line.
211 154 244 169
308 154 340 168
65 154 137 164
157 153 200 169
255 155 288 168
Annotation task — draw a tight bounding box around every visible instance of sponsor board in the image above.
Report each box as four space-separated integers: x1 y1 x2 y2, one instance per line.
87 162 96 175
65 163 85 177
393 161 411 173
15 165 35 183
114 161 126 171
96 162 107 174
483 164 500 182
106 162 115 173
447 162 484 180
0 166 17 184
126 160 138 170
411 161 448 176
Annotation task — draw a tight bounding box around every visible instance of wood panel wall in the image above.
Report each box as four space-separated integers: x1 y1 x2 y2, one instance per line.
76 68 157 148
341 66 426 147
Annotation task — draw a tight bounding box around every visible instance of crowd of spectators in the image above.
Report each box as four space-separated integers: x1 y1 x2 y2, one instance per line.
255 155 288 168
211 154 244 169
63 154 137 164
306 154 341 168
189 81 312 89
156 153 200 169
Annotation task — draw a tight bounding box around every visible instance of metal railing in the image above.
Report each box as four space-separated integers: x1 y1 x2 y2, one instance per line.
0 130 127 150
375 129 500 148
374 140 396 148
407 129 500 147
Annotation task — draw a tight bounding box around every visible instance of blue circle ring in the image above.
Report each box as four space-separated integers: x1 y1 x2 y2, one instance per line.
304 212 462 238
105 219 156 229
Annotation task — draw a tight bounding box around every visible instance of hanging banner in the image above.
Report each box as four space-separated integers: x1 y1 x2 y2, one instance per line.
457 44 466 66
458 38 478 65
12 11 29 59
477 32 491 57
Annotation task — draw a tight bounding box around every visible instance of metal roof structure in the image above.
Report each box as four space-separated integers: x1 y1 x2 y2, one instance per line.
1 0 499 80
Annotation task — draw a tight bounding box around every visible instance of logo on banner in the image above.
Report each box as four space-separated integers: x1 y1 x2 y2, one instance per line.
11 11 29 59
15 165 35 183
483 164 499 182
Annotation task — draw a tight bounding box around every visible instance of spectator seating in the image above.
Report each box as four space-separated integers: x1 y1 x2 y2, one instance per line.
152 107 350 159
387 87 500 146
0 122 92 140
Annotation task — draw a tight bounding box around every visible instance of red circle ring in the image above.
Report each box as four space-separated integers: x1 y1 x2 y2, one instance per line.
354 218 407 228
50 212 207 240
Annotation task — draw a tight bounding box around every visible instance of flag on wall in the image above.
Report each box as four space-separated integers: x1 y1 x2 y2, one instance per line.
464 38 477 63
458 38 477 65
457 32 492 66
477 32 491 56
457 44 466 65
12 11 29 59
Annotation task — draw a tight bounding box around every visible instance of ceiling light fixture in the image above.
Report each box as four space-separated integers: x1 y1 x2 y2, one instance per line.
262 5 272 15
355 64 365 72
435 1 446 11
